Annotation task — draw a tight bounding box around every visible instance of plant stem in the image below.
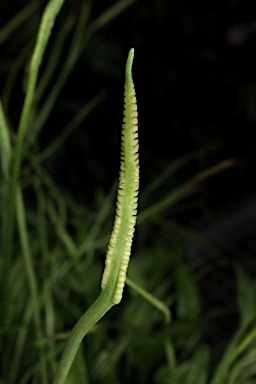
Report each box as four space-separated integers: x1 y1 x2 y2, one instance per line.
16 187 48 383
53 47 138 383
52 290 113 384
126 277 171 324
3 0 65 322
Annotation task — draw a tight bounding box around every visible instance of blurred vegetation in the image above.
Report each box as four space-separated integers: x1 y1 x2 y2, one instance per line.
1 0 256 383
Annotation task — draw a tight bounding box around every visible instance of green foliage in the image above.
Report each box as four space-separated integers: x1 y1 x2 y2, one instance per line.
175 260 201 321
1 1 256 384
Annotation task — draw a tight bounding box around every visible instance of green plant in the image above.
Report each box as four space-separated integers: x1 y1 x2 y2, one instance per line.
1 2 170 382
52 46 139 384
2 1 256 384
0 1 146 382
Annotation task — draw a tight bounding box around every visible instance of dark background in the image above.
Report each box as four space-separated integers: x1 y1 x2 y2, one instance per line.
1 0 256 214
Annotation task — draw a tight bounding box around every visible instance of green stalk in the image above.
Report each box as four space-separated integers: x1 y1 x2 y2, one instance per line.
52 290 113 384
31 1 90 141
0 100 11 178
16 187 48 383
52 48 139 384
2 0 65 321
125 277 171 324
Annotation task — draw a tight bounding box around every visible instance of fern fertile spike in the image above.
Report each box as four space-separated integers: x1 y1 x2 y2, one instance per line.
101 48 139 305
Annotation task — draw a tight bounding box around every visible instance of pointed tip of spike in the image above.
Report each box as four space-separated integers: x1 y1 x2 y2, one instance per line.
125 48 135 86
128 48 134 64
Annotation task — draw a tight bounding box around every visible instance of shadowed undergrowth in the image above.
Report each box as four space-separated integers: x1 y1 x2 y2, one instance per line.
1 1 256 383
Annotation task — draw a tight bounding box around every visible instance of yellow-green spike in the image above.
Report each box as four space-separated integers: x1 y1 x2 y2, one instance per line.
101 48 139 305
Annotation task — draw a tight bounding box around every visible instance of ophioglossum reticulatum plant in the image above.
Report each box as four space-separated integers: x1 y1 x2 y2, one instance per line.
53 48 139 384
101 47 139 304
